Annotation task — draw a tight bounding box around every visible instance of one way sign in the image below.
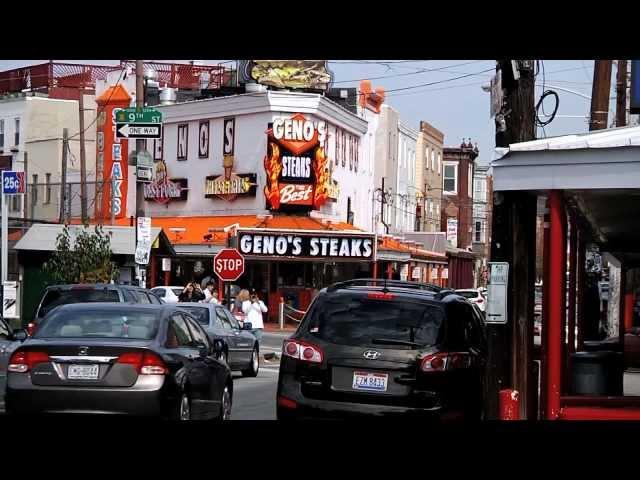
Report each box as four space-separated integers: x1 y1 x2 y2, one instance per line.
116 123 162 139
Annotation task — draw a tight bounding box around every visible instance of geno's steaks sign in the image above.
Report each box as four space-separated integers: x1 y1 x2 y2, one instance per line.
237 231 376 261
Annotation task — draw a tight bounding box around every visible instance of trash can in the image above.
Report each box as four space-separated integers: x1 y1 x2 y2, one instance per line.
570 351 624 396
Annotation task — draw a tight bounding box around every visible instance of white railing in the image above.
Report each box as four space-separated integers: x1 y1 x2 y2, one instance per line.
278 297 306 330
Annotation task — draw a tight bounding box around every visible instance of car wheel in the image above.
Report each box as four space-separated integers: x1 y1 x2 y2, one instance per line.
242 346 259 377
214 384 233 421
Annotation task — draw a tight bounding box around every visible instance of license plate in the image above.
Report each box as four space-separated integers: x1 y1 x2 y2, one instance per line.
352 371 388 392
67 364 99 380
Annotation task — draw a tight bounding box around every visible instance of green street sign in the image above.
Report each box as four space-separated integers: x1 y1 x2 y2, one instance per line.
115 107 162 124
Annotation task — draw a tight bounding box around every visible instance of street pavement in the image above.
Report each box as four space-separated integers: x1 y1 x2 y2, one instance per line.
230 331 291 420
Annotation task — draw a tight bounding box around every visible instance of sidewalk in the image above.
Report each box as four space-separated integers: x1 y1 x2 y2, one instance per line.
263 323 297 333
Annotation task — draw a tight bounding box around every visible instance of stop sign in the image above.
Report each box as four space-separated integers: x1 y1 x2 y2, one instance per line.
214 248 245 282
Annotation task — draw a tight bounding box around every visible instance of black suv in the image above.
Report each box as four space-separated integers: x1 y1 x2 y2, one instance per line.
276 279 487 420
28 284 163 335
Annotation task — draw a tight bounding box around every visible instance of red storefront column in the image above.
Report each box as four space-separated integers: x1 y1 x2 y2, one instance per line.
567 213 578 384
372 261 378 279
386 263 393 280
150 255 158 288
576 229 586 351
546 191 567 420
625 293 635 333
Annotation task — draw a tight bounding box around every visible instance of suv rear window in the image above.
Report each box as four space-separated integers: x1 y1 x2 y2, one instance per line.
305 292 445 349
38 288 120 318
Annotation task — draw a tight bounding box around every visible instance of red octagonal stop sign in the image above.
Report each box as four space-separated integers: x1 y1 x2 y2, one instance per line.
214 248 245 282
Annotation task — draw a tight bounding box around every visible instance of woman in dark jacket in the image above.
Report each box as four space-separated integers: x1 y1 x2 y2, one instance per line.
178 282 205 302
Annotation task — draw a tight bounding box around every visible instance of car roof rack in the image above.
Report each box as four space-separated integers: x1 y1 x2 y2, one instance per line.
326 278 445 294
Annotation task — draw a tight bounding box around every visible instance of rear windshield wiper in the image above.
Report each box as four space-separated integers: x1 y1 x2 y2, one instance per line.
371 338 423 348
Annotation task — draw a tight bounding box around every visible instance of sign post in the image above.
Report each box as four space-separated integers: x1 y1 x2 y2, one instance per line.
486 262 509 324
1 170 25 321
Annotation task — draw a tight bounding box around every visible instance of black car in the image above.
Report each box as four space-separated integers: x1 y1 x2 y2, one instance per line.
6 303 232 420
28 284 163 335
276 279 487 420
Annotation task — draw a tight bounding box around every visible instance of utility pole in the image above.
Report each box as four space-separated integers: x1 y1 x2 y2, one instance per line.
78 86 88 223
487 60 537 420
589 60 613 131
22 152 28 223
616 60 628 128
59 128 69 224
135 60 145 287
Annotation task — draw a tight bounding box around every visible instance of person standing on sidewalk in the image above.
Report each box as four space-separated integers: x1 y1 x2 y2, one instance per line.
242 290 267 344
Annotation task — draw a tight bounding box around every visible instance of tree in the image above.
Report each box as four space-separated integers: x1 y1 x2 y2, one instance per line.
44 224 119 284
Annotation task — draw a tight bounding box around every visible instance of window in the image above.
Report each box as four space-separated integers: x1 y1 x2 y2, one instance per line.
185 317 210 348
181 306 209 326
0 318 10 339
438 153 441 174
14 118 20 146
431 150 435 171
44 173 51 204
425 147 429 170
474 220 485 243
37 288 120 318
0 119 4 148
429 199 434 218
34 310 160 340
167 314 193 348
217 308 234 330
177 124 188 160
214 309 226 329
151 288 165 298
443 163 458 194
32 174 38 205
468 164 473 198
134 290 151 304
474 177 487 203
223 309 241 330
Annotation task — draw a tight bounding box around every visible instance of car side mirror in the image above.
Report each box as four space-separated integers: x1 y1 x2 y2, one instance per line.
12 329 28 341
212 339 224 355
195 342 209 357
242 322 253 331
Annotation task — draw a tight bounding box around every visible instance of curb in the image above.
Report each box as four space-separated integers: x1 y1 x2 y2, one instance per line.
263 352 281 361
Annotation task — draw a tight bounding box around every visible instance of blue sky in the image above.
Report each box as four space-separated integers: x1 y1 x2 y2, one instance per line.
0 59 614 166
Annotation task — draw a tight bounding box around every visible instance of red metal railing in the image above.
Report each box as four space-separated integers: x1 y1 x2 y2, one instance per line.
0 61 234 96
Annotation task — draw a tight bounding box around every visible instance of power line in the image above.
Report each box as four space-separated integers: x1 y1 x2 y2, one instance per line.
331 60 490 84
383 68 496 96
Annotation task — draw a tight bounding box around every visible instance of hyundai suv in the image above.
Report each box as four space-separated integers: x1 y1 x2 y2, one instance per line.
276 279 487 420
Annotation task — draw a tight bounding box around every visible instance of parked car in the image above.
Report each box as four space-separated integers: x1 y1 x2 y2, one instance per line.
5 303 232 420
276 279 487 420
178 303 260 377
0 317 27 413
150 286 184 303
28 284 163 335
455 289 486 312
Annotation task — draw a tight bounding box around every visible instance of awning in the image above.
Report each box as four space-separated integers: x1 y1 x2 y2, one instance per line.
14 224 175 256
375 250 411 262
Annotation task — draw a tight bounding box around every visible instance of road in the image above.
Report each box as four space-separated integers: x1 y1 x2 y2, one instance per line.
231 330 291 420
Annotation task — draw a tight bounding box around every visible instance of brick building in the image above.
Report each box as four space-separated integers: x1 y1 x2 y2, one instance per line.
440 139 479 250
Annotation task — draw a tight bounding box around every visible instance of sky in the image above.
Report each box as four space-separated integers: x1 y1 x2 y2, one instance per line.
0 59 621 166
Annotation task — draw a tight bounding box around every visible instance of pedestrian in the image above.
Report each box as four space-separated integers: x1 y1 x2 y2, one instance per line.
203 281 219 304
179 282 205 303
242 289 267 344
235 289 250 314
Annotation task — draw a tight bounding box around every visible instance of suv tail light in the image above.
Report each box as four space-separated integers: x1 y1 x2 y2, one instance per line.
117 352 168 375
420 352 471 372
367 292 395 300
8 350 50 373
283 340 323 364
